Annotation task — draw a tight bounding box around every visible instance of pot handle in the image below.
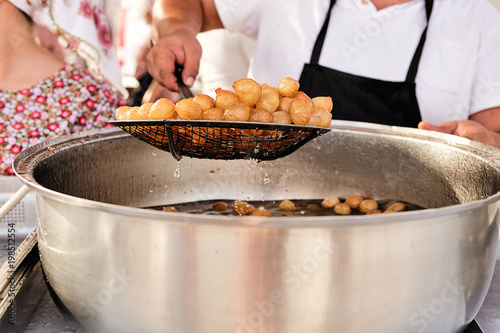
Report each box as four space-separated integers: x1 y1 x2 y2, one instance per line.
0 185 32 221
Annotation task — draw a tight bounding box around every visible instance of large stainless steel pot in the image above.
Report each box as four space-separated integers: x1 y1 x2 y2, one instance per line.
13 121 500 333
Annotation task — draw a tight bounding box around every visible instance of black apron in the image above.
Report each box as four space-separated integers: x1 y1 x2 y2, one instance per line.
298 0 434 127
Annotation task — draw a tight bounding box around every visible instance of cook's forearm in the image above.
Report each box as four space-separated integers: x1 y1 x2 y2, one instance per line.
152 0 203 41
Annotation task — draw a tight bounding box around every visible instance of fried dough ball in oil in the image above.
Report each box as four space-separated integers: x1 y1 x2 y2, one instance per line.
233 201 256 215
345 195 364 209
175 98 204 120
256 92 280 113
233 78 262 107
289 98 313 125
194 94 215 111
278 97 293 112
359 200 379 213
223 102 251 122
312 96 333 113
334 203 351 215
212 201 229 211
280 200 296 212
386 202 407 212
367 209 382 215
215 88 240 110
249 108 274 123
149 98 176 119
272 111 292 124
251 207 272 217
163 206 178 212
203 107 224 121
322 195 340 208
115 106 131 120
278 77 300 97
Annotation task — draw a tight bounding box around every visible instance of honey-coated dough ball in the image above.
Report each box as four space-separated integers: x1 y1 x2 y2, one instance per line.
149 98 176 119
289 99 313 125
233 201 256 215
223 102 251 122
359 200 379 213
345 195 364 209
272 111 292 124
334 203 352 215
312 96 333 113
278 77 300 97
386 202 407 212
251 207 272 217
203 107 224 121
322 195 340 208
115 106 131 120
233 78 262 107
215 88 240 110
280 200 296 212
175 98 204 120
256 92 280 113
249 108 274 123
194 94 215 111
278 97 293 112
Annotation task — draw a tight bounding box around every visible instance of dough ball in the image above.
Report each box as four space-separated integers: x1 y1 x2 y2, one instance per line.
278 97 293 112
386 202 407 212
261 83 280 96
249 108 274 123
232 78 262 107
149 98 176 119
194 94 215 111
272 111 292 124
321 195 340 208
307 112 322 127
310 106 332 128
223 102 251 122
215 88 240 111
289 98 313 125
138 103 153 119
312 96 333 113
280 200 296 212
334 203 351 215
256 91 280 113
203 107 224 121
175 98 204 120
115 106 131 120
232 201 256 215
123 106 141 120
278 77 300 97
251 207 272 217
359 200 379 213
212 201 229 211
345 195 364 209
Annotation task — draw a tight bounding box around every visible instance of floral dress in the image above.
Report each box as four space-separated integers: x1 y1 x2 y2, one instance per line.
0 64 124 176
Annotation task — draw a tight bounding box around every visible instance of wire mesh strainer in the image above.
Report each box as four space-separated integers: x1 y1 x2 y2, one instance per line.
109 120 330 161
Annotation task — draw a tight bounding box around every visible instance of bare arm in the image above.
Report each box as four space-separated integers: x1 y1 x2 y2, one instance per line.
418 107 500 148
147 0 223 91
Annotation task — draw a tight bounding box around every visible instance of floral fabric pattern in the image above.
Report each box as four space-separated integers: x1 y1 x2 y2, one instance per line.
0 64 124 176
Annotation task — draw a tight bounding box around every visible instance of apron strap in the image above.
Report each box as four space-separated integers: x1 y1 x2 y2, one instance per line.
309 0 434 83
406 0 434 82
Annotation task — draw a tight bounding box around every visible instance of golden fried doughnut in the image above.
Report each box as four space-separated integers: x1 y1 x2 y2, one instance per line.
175 98 204 120
115 106 131 120
249 108 274 123
307 112 322 127
310 106 332 128
256 92 280 113
359 200 379 213
278 97 293 112
272 111 292 124
261 83 280 96
233 201 256 215
386 202 407 212
149 98 176 119
312 96 333 113
215 88 240 111
194 94 215 111
223 102 251 122
251 207 272 217
138 103 153 119
289 99 313 125
280 200 296 212
334 203 351 215
123 106 141 120
212 201 229 211
203 107 224 121
345 195 364 209
278 77 300 97
321 195 340 208
232 78 262 107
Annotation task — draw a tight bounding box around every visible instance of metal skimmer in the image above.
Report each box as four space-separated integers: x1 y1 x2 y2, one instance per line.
109 120 330 161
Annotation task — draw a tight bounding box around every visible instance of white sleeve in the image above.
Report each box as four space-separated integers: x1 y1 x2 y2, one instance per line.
214 0 264 39
470 7 500 114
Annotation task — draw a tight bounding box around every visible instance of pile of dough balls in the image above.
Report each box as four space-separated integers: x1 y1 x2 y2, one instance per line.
115 77 333 128
320 195 407 215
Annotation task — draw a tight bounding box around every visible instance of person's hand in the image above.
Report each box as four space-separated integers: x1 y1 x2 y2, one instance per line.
418 120 497 147
146 28 202 92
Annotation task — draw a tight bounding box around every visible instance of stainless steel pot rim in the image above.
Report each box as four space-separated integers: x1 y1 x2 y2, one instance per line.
13 122 500 229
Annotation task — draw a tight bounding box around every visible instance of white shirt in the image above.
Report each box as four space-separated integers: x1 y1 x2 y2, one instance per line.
214 0 500 125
